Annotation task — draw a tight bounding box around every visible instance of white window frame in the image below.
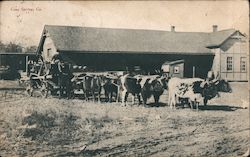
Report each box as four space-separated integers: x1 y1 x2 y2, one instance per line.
240 57 247 72
174 66 180 74
226 56 233 71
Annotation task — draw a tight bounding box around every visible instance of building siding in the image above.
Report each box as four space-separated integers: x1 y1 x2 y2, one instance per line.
43 33 58 62
219 35 248 81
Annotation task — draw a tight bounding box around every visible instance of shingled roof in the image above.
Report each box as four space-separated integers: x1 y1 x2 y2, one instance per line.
37 25 238 55
207 29 237 48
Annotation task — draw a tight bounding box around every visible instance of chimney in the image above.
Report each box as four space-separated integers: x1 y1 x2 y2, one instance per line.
171 26 175 32
213 25 218 32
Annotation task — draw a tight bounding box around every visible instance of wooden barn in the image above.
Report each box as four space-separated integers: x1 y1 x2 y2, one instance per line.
36 25 248 81
0 52 36 79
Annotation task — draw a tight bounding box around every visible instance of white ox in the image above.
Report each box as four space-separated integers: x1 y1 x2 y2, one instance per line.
168 77 216 110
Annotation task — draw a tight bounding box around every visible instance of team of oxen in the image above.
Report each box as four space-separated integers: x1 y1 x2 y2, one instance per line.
68 72 232 110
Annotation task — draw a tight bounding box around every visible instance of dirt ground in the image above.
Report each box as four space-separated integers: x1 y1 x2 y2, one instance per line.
0 81 249 157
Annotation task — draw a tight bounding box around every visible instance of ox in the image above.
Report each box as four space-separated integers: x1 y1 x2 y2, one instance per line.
101 75 120 103
206 71 232 93
120 74 141 106
216 79 232 93
137 75 167 106
81 74 102 102
168 77 218 109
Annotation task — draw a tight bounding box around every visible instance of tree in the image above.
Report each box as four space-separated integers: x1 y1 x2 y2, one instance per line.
26 45 37 53
0 41 37 53
0 41 6 52
5 42 22 53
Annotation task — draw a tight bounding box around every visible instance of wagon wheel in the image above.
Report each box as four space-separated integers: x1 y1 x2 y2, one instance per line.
40 81 49 98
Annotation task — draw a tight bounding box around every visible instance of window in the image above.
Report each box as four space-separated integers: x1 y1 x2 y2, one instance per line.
47 48 52 58
226 57 233 71
162 65 170 72
174 66 180 74
240 57 247 72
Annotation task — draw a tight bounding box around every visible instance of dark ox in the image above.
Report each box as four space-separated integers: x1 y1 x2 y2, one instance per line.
101 75 120 102
138 75 167 106
192 80 219 106
216 79 232 93
168 77 219 109
193 79 232 104
81 74 102 102
120 74 141 106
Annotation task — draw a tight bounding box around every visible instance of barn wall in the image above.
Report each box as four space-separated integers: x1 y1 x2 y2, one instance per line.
61 52 170 72
211 48 220 76
61 52 213 78
0 54 36 80
219 35 248 81
0 54 36 71
43 34 58 62
0 55 24 70
183 55 214 78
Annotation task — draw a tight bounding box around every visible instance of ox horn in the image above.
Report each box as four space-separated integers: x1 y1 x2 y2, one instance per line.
148 78 155 84
211 78 220 85
200 81 207 88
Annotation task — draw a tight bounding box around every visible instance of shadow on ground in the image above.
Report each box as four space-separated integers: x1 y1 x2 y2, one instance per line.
146 102 167 108
198 105 243 111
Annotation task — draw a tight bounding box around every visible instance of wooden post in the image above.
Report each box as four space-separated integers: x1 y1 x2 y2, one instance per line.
0 54 1 80
192 66 195 78
26 55 29 72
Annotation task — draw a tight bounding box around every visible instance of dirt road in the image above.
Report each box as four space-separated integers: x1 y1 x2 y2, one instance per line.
0 82 249 156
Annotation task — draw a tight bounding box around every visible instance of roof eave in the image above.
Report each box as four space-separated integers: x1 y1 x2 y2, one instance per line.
58 50 214 55
36 26 47 55
0 52 36 55
206 45 220 49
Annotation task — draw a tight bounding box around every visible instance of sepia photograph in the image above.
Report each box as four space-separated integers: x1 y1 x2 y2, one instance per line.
0 1 249 156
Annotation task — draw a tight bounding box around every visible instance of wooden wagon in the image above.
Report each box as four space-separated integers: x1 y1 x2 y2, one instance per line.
21 55 73 98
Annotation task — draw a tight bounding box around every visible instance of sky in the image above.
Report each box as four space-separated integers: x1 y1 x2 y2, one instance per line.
0 1 249 47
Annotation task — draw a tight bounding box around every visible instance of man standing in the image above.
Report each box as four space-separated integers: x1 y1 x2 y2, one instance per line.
57 59 64 98
57 59 72 99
